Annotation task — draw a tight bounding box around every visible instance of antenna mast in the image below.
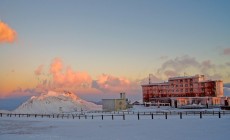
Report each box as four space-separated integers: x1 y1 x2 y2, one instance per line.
149 74 151 84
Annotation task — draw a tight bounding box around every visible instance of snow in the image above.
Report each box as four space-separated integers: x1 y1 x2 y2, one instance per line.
0 114 230 140
12 91 102 114
1 93 230 140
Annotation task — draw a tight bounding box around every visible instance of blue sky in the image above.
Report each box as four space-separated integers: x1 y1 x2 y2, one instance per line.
0 0 230 109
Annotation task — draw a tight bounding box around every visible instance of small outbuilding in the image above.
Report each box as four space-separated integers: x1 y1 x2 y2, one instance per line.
102 93 127 111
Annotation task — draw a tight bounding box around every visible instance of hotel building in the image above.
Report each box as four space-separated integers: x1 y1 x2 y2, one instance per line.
142 74 227 107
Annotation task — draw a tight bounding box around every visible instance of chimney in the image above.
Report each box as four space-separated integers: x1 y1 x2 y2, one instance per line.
120 93 126 99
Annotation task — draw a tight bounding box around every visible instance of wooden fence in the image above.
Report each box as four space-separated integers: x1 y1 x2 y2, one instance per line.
1 110 230 120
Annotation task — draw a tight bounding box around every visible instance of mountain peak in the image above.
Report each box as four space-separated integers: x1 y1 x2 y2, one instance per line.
13 90 101 114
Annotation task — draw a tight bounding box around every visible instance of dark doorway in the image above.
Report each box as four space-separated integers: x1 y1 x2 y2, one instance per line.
174 100 177 108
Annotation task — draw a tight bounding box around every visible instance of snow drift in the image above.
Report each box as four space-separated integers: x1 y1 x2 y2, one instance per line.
13 91 101 114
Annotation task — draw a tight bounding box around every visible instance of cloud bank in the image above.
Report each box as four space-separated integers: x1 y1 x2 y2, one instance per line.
155 55 229 81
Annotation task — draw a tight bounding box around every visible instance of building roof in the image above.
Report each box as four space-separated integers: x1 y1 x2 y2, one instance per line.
142 82 169 86
142 74 222 86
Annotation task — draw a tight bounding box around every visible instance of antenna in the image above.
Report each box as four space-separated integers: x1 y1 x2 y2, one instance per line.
149 74 151 84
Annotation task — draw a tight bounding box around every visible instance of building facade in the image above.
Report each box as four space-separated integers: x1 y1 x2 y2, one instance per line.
142 74 225 107
102 93 127 111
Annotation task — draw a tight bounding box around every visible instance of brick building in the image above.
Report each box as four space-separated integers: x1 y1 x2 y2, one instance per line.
142 75 226 107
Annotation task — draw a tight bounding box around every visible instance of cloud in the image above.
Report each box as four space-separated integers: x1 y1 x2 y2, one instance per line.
0 21 17 43
48 58 92 91
0 88 39 99
92 74 139 94
45 58 140 94
221 48 230 55
156 55 230 81
164 70 179 78
159 55 169 60
34 65 44 76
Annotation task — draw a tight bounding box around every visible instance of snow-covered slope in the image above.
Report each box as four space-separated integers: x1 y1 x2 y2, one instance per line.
13 91 101 114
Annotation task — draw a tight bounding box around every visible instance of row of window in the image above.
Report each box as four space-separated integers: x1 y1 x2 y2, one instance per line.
170 79 193 83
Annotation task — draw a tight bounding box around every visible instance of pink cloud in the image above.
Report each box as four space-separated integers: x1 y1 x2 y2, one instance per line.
0 88 39 99
49 58 92 91
92 74 139 93
0 21 17 43
221 48 230 55
34 65 44 76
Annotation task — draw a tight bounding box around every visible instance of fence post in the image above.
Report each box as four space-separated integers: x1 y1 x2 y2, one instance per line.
0 113 2 117
151 113 154 119
165 112 167 119
92 115 93 119
112 114 114 120
138 113 140 120
219 111 221 118
123 114 125 120
180 112 182 119
102 115 103 120
213 111 214 116
200 112 202 119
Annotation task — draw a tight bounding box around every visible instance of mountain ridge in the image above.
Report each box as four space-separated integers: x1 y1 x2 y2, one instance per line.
13 91 101 114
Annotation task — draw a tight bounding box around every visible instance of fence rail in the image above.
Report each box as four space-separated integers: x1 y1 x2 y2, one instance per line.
1 110 230 120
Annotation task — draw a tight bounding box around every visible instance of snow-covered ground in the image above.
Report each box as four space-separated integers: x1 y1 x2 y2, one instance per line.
1 97 230 140
0 113 230 140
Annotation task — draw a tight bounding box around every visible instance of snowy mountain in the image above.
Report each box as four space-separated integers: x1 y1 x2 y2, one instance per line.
13 91 101 114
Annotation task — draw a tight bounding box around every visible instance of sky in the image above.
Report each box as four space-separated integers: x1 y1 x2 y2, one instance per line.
0 0 230 108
